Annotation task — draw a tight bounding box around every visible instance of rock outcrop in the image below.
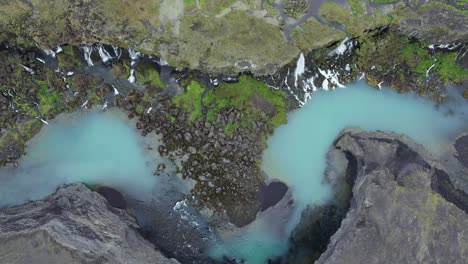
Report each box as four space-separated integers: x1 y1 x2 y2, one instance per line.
0 183 179 264
312 129 468 264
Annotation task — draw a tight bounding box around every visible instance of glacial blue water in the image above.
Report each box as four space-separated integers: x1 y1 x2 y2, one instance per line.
0 109 163 206
210 80 468 263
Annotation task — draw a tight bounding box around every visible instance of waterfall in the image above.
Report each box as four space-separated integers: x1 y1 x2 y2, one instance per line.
82 46 94 66
128 48 141 61
328 37 350 56
426 64 435 78
112 45 122 59
112 85 120 96
97 44 113 63
21 65 34 75
294 53 305 87
128 69 136 83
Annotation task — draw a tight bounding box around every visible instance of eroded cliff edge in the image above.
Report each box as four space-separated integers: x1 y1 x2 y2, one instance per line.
292 129 468 264
0 183 179 264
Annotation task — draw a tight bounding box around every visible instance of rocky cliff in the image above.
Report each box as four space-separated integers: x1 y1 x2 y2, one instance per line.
310 129 468 264
0 0 465 75
0 183 179 264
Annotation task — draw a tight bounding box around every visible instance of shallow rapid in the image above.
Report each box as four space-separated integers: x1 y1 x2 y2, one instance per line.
210 80 468 263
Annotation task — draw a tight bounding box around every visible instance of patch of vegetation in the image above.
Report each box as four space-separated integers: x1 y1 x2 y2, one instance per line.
319 2 390 36
419 1 468 15
223 122 237 137
172 81 205 122
35 80 63 118
291 17 346 52
57 45 85 71
203 75 288 128
199 0 237 14
401 42 434 75
434 52 468 84
349 0 364 15
356 30 467 98
135 64 165 90
112 60 131 79
284 0 309 18
374 0 396 3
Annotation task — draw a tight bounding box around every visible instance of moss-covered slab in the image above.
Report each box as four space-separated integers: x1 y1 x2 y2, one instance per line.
171 11 298 75
291 16 347 53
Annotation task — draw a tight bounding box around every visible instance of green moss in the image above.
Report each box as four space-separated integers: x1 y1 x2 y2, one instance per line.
165 113 176 123
112 60 131 78
206 109 216 122
401 42 434 74
207 75 288 128
35 80 62 118
17 119 43 140
434 52 468 84
135 64 165 89
349 0 364 15
224 122 237 137
0 130 22 152
135 104 145 115
419 1 468 15
173 81 205 122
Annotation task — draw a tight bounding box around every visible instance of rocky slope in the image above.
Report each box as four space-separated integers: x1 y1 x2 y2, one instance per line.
297 129 468 264
0 183 179 264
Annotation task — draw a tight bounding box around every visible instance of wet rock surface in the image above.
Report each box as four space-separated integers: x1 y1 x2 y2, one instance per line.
0 183 179 264
293 129 468 264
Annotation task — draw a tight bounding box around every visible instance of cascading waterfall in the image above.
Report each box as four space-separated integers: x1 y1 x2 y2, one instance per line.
128 69 136 83
112 45 122 59
97 44 113 63
127 48 141 83
82 45 94 66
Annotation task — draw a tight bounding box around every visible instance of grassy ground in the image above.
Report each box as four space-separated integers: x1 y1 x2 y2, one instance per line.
319 2 390 36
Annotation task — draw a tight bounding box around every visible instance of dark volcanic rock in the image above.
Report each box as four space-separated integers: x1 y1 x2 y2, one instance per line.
96 186 127 209
259 181 288 211
0 184 179 264
313 129 468 264
455 133 468 168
